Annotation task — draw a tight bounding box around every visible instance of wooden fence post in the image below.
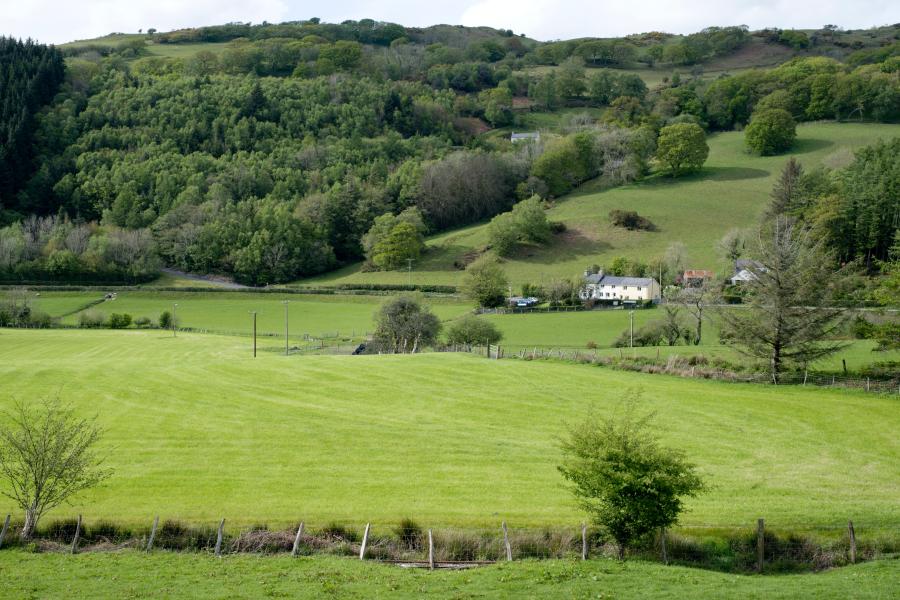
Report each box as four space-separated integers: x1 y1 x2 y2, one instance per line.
428 529 434 570
848 521 856 564
214 519 225 557
581 523 588 560
146 515 159 552
0 514 10 550
756 518 765 573
359 523 370 560
501 521 512 561
291 522 304 557
70 515 82 555
660 528 668 565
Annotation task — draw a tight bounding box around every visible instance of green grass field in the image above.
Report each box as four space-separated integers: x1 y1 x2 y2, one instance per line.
0 552 896 599
12 289 895 370
300 122 900 288
0 329 897 530
18 290 470 338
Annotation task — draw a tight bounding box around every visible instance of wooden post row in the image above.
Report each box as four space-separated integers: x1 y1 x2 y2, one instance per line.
214 518 225 557
359 523 370 560
146 515 159 552
291 522 304 557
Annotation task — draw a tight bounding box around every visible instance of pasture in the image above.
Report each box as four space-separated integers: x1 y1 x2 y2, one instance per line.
12 289 895 371
0 552 896 599
299 122 900 288
0 328 897 531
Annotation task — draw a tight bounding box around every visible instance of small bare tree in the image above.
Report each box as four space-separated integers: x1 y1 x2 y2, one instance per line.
0 399 111 539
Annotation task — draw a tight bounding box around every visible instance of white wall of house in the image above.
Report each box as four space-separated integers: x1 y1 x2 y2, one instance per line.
581 280 661 302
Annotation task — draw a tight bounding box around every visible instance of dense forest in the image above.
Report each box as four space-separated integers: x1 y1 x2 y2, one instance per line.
0 21 898 285
0 38 65 202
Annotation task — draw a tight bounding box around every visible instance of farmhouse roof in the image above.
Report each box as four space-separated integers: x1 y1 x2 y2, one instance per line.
683 269 715 278
584 274 656 287
510 131 540 140
735 259 764 271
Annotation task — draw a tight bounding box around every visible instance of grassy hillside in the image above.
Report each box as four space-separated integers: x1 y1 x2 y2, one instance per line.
1 552 897 599
1 329 897 529
300 122 900 288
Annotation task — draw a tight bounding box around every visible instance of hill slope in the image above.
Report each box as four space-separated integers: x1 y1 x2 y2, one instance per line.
300 122 900 287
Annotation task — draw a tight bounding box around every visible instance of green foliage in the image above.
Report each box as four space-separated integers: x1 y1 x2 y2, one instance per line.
655 123 709 176
461 259 509 308
778 30 810 50
609 210 656 231
811 138 900 266
445 314 503 346
0 38 65 203
158 310 173 329
488 196 551 257
559 398 705 557
372 295 441 353
479 87 513 126
745 109 797 155
371 222 425 271
106 313 133 329
531 132 597 196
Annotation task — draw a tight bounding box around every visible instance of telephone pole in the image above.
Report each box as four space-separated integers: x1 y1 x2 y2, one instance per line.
250 311 257 358
283 300 289 356
406 258 413 287
172 303 178 338
629 310 635 357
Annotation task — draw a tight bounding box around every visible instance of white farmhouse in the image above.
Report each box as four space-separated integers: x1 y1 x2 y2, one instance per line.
580 271 661 305
510 131 540 143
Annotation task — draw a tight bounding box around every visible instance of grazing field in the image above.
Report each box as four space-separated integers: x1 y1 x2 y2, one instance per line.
0 552 897 599
0 329 897 530
300 122 900 288
15 290 470 337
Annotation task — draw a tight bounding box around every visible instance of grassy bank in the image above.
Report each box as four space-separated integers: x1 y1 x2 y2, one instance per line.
0 552 897 599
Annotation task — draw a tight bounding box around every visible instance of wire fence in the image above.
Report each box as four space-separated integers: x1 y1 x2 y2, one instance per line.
1 514 894 573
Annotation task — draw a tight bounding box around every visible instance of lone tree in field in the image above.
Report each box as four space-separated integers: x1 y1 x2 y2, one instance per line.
0 399 111 539
372 295 441 353
559 397 705 559
445 314 503 347
655 123 708 177
460 259 509 308
745 108 797 156
718 217 847 380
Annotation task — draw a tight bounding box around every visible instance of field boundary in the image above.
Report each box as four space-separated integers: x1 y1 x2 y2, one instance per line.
1 514 894 574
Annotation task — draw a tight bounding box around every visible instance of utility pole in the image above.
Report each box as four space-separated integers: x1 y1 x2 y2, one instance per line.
251 311 257 358
283 300 289 356
172 303 178 338
406 258 413 287
629 309 634 356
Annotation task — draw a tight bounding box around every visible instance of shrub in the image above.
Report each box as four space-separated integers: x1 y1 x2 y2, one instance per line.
158 310 173 329
394 518 423 550
609 209 657 231
106 313 132 329
133 316 152 328
78 310 106 328
446 314 503 346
